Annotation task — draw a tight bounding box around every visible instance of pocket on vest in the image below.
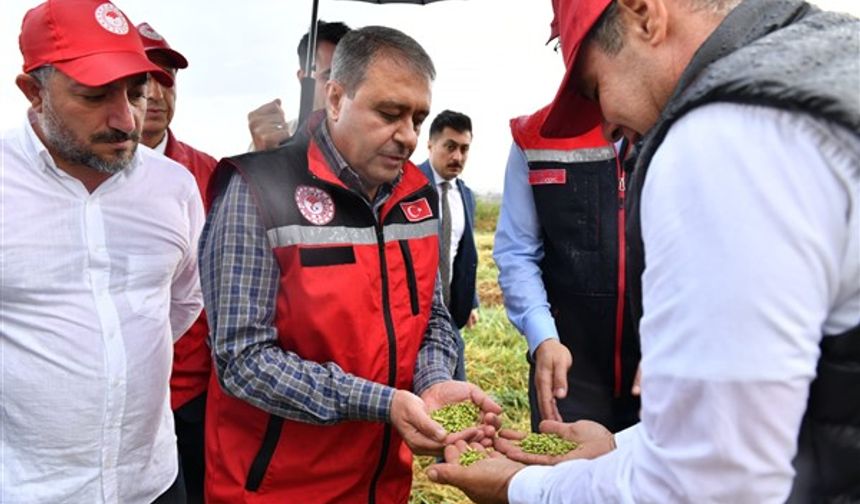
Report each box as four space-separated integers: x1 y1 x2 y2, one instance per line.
299 246 356 267
245 415 285 492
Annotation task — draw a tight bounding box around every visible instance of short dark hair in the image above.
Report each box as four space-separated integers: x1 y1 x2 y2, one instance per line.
297 20 352 73
429 110 472 138
330 26 435 98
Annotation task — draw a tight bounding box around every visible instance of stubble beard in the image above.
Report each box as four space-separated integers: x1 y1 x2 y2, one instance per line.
39 97 139 175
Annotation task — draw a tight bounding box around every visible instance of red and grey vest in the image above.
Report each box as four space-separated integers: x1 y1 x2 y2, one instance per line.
511 106 640 431
204 122 440 503
626 1 860 499
163 130 218 410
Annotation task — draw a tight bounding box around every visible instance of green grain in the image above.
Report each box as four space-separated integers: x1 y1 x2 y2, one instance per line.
519 433 578 456
430 401 480 433
458 448 486 467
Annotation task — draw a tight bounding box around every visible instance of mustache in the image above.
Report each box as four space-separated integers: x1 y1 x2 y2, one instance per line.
446 162 463 169
379 147 410 159
91 129 140 144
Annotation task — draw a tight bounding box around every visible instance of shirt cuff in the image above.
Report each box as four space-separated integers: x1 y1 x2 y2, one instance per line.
508 464 553 504
613 422 639 448
524 311 560 356
346 376 395 422
412 364 451 397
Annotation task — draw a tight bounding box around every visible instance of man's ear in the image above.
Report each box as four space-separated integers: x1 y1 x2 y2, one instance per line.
15 74 45 112
296 68 306 83
617 0 668 46
326 80 344 121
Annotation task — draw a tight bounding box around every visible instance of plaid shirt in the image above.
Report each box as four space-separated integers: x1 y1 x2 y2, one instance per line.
199 121 458 424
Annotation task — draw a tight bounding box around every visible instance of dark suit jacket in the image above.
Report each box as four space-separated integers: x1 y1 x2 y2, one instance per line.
419 161 479 329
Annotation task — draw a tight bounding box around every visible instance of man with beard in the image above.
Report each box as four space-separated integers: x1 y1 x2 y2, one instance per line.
418 110 479 381
428 0 859 502
138 21 218 504
1 1 204 503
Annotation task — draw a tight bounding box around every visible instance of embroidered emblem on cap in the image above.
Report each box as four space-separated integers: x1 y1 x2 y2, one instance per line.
400 197 433 223
95 3 129 35
295 185 335 225
138 23 163 41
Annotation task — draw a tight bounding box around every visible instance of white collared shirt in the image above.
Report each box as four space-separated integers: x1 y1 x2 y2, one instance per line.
430 166 465 285
508 103 860 503
1 119 205 503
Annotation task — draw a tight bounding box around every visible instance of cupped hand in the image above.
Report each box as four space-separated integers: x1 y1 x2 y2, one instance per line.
494 419 614 465
421 380 503 444
390 390 447 456
426 440 523 504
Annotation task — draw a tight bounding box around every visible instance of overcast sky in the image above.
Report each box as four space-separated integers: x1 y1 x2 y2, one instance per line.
1 0 857 194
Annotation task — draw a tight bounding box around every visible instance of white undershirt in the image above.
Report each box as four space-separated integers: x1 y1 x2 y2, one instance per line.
431 165 466 285
153 129 169 154
508 103 860 503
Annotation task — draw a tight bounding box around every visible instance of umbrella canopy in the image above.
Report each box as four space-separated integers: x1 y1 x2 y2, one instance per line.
297 0 454 124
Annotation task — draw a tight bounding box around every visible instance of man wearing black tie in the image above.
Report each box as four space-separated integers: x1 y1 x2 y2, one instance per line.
419 110 479 381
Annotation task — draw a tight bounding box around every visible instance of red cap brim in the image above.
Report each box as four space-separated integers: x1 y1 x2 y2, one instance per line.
540 58 602 138
53 50 174 87
145 48 188 70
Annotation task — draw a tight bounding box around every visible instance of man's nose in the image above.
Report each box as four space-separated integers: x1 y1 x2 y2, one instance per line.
146 81 164 102
601 118 623 143
106 94 137 134
393 119 419 152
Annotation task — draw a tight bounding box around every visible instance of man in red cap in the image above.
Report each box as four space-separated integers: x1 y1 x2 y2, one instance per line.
2 1 204 503
429 0 859 502
138 21 218 504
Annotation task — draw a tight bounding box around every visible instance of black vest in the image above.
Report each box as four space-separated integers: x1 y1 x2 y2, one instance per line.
626 1 860 501
525 143 640 400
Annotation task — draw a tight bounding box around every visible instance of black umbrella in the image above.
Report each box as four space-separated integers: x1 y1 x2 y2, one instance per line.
298 0 452 124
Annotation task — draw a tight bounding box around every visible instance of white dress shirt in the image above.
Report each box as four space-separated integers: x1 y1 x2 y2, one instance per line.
1 119 205 503
430 166 465 285
508 103 860 503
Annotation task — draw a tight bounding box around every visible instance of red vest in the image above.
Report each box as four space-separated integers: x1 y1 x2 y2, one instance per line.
204 131 440 503
163 131 218 410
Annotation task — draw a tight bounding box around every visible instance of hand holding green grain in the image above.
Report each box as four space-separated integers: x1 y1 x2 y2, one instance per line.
494 419 616 465
420 380 504 448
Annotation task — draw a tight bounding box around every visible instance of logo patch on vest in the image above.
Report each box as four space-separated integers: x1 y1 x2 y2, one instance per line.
400 197 433 223
528 169 567 185
295 185 335 225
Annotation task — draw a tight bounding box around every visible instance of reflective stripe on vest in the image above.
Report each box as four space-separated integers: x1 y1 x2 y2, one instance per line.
523 146 616 164
267 219 438 248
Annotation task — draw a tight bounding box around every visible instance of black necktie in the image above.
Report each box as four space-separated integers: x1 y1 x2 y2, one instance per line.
440 181 452 307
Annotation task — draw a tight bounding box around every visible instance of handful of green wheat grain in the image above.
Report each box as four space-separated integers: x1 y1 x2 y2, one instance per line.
518 433 578 455
430 401 480 433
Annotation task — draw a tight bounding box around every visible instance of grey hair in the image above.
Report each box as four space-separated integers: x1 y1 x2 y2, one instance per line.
329 25 435 97
29 65 55 86
586 0 741 55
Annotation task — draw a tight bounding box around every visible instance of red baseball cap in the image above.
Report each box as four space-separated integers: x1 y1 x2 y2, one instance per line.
540 0 612 138
19 0 173 87
137 22 189 70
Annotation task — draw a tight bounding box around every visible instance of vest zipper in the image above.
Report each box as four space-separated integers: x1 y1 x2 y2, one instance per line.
367 222 398 504
612 143 628 398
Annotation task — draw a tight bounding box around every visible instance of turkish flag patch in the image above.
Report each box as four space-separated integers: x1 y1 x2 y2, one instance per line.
528 169 567 185
400 197 434 223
